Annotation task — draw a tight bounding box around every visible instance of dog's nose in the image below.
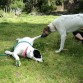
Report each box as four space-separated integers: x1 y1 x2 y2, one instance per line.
37 59 44 63
41 34 44 38
41 34 47 38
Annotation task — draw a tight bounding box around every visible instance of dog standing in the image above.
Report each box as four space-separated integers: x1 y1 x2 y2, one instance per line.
5 35 43 67
41 14 83 53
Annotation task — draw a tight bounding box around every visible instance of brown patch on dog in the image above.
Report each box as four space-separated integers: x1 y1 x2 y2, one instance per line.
41 26 51 37
43 26 51 32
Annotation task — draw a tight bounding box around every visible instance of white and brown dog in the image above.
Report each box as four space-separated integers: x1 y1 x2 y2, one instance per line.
5 35 43 66
41 14 83 53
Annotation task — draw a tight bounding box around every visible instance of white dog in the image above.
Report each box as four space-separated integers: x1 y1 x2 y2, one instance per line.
5 35 43 67
41 14 83 53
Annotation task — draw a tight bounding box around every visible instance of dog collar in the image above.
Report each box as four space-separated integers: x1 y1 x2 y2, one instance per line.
22 47 28 57
52 23 57 30
48 23 57 32
14 41 32 49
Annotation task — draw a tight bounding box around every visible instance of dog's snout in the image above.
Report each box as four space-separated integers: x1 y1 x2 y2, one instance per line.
41 34 48 38
41 34 44 38
37 60 41 63
41 34 43 38
36 59 43 63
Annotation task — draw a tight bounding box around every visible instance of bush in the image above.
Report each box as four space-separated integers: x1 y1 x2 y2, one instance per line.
40 3 54 13
10 1 24 10
24 0 56 14
24 2 32 13
0 10 4 17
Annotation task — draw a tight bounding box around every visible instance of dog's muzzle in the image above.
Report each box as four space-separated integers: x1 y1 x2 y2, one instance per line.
41 34 48 38
37 59 44 62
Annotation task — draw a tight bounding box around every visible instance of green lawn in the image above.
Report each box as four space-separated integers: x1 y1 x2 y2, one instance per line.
0 15 83 83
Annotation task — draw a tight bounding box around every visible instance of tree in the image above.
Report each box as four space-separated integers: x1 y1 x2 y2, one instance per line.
0 0 24 12
64 0 83 13
10 0 24 10
0 0 83 14
24 0 56 13
0 0 11 12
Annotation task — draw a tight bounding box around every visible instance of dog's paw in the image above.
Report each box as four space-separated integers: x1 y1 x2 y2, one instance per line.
16 60 21 67
55 50 61 53
5 50 11 55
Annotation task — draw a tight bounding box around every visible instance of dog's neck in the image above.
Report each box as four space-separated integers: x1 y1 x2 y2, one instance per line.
22 47 28 57
48 23 57 32
27 46 34 58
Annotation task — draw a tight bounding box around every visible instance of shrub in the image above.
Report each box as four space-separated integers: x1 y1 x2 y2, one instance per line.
10 1 24 10
40 3 54 13
0 9 4 17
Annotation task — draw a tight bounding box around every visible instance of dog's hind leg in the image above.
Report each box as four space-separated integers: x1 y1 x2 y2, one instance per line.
5 50 21 66
5 50 13 55
55 31 66 53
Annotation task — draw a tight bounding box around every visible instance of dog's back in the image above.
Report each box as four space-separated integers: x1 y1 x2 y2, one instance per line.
52 14 83 32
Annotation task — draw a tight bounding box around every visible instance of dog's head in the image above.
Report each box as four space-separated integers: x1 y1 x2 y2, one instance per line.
33 49 43 62
41 26 51 38
27 48 43 62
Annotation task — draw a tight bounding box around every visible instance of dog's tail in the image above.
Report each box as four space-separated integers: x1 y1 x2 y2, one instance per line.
32 35 41 41
5 50 13 55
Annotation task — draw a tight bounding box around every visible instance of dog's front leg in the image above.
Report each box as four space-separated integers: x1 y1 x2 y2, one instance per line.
55 32 66 53
13 53 21 67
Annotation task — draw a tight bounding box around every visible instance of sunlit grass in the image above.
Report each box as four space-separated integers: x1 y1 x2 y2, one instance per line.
0 15 83 83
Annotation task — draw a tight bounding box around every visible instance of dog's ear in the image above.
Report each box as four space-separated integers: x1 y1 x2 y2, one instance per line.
33 50 41 58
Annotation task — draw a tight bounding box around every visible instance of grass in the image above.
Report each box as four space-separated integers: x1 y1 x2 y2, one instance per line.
0 15 83 83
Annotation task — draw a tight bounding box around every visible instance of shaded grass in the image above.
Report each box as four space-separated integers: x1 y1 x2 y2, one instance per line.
0 15 83 83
